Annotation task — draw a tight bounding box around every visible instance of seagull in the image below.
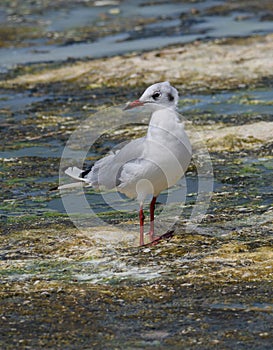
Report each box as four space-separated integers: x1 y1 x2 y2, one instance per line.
60 81 192 245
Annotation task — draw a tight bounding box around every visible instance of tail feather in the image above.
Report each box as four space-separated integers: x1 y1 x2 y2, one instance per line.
65 166 88 182
58 166 91 190
58 182 88 190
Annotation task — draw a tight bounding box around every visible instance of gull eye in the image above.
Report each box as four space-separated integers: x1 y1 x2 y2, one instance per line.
152 91 161 100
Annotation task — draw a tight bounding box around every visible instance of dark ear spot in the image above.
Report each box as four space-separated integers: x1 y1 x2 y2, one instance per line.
168 93 174 101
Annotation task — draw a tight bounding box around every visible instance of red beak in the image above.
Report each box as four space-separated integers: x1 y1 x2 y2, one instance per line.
123 99 144 110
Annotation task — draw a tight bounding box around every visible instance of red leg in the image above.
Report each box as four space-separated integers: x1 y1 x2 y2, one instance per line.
149 196 157 241
139 205 145 246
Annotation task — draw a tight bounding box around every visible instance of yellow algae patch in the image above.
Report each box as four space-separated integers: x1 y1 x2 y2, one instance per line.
186 121 273 152
200 121 273 152
2 34 273 91
184 241 273 284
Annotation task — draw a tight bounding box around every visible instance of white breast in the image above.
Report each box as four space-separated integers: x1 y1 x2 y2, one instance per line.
117 107 192 202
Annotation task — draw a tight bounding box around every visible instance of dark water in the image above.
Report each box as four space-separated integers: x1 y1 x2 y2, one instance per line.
0 0 273 72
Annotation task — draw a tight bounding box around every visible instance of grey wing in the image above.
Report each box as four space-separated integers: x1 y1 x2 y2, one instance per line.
86 137 145 189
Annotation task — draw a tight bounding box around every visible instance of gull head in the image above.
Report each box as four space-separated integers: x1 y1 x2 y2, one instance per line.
124 81 179 110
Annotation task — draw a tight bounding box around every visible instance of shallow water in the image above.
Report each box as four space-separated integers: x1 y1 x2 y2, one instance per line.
0 0 273 71
180 89 273 116
1 87 272 225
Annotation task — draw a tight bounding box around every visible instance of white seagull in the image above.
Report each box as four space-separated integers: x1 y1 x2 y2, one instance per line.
60 82 192 245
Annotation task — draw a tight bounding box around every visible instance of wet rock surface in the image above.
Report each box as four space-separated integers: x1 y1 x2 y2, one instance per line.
0 0 273 349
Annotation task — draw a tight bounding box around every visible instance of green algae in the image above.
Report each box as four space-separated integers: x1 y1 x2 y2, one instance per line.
205 0 273 15
1 228 273 349
0 25 42 48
